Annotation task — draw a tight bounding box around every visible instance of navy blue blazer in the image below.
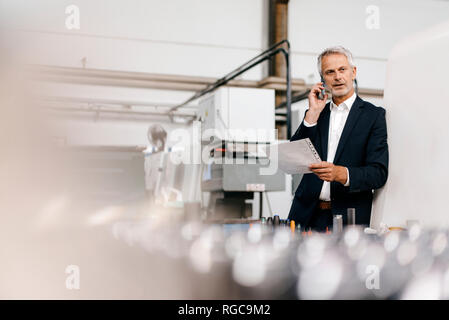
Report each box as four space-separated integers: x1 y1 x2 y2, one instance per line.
288 95 388 227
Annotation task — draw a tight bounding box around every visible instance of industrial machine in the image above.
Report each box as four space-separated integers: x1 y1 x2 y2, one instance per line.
198 87 285 220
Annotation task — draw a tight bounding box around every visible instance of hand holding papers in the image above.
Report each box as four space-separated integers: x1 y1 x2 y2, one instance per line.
270 138 321 174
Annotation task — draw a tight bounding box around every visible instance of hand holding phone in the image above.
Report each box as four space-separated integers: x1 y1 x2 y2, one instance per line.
306 79 328 124
317 76 326 100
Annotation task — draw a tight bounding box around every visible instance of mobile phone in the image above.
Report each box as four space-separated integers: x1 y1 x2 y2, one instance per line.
317 76 326 100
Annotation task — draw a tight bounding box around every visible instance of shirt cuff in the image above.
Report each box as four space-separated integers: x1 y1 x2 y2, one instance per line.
344 167 350 186
303 119 317 127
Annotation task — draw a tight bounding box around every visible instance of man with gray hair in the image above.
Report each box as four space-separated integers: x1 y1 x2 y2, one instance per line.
288 46 388 231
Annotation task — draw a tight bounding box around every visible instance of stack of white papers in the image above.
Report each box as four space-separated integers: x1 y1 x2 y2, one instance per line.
269 138 321 174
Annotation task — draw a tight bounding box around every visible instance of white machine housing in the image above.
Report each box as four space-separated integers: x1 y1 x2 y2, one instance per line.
371 19 449 230
198 87 276 143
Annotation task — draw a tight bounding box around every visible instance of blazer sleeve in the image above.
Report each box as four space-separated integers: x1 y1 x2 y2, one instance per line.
347 108 389 192
290 110 319 142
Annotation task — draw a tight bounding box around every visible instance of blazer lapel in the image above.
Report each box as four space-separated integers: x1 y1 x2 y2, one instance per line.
318 103 331 161
333 96 364 164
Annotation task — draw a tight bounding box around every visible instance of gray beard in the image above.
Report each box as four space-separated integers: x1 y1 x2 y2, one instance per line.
331 87 351 97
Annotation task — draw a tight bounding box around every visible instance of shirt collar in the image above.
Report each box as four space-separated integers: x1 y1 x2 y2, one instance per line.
330 91 357 112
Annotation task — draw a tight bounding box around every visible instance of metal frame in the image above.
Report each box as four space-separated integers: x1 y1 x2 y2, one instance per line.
168 40 293 139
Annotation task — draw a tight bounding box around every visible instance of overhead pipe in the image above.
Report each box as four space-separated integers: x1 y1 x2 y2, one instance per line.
168 40 293 138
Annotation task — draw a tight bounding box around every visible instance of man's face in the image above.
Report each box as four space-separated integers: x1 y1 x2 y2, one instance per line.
321 53 357 97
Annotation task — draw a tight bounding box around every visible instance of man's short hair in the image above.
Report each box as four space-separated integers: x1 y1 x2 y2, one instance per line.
317 46 355 76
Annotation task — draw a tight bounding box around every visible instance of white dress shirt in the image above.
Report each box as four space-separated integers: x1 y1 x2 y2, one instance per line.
303 92 356 201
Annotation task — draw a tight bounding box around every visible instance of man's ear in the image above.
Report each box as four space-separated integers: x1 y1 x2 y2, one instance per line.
352 66 357 80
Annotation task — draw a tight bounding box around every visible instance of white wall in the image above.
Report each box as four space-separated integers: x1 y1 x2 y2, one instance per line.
289 0 449 89
372 19 449 229
0 0 268 79
1 0 270 146
3 0 449 90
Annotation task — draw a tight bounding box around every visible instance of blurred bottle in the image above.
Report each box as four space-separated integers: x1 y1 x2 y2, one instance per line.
347 208 356 225
333 215 343 234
